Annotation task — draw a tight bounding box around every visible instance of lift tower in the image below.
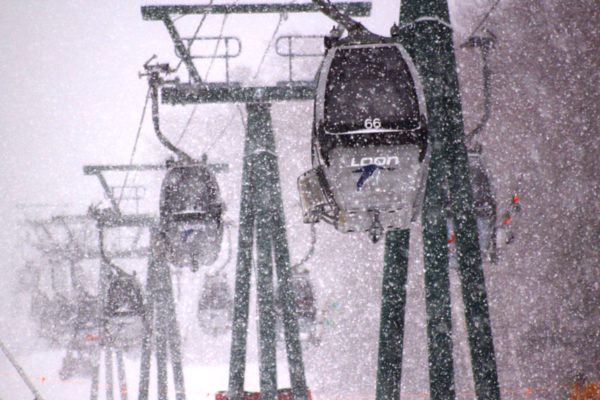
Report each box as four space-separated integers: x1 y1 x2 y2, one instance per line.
141 3 371 400
84 164 157 400
307 0 501 398
375 0 501 399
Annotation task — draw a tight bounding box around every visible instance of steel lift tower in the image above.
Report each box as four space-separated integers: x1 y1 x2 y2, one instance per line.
307 0 501 398
374 0 501 399
140 3 370 400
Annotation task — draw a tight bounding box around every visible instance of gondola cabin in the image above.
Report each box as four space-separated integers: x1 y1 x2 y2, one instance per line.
276 271 317 322
105 273 144 318
275 270 320 344
298 34 429 242
160 163 224 271
104 271 145 348
197 273 232 334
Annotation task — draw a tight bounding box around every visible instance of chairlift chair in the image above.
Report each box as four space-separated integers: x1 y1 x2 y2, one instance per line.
298 29 429 242
160 162 225 271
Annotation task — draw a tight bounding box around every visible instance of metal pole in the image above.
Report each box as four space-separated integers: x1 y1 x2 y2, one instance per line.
157 242 186 400
422 148 456 400
154 252 170 400
105 348 115 400
138 229 158 400
256 210 277 400
448 112 501 400
0 337 46 400
263 144 307 399
227 103 258 400
375 229 410 400
398 2 456 399
247 103 307 399
98 225 118 400
399 0 501 398
91 354 100 400
227 103 307 400
116 350 128 400
138 228 186 400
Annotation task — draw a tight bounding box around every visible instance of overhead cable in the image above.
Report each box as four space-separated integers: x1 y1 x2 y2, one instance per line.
205 9 288 153
467 0 501 39
117 86 151 207
177 11 230 145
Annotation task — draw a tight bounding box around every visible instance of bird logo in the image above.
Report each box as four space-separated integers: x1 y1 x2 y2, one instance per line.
352 164 395 191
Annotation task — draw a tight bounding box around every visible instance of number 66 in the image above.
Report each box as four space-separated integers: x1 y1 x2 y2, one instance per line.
364 118 381 129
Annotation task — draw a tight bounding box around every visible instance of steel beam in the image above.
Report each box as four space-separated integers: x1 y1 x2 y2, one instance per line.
83 163 228 175
256 211 277 400
227 114 257 399
138 229 186 400
227 103 307 400
142 2 371 19
399 0 501 399
161 83 315 105
375 229 410 400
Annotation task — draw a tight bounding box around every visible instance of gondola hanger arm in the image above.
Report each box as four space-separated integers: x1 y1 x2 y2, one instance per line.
97 224 132 279
145 64 194 164
462 32 496 150
311 0 369 36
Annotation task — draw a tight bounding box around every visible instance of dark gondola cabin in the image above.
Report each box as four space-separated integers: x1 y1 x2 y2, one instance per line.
298 36 429 242
105 273 144 318
103 270 145 348
160 163 224 271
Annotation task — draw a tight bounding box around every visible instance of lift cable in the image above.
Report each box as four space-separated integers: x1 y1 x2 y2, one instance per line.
204 10 287 153
172 0 215 72
467 0 501 39
116 86 151 208
176 11 230 146
204 14 230 81
252 12 285 82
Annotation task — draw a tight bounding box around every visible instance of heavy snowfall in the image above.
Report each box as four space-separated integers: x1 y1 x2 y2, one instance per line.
0 1 598 399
